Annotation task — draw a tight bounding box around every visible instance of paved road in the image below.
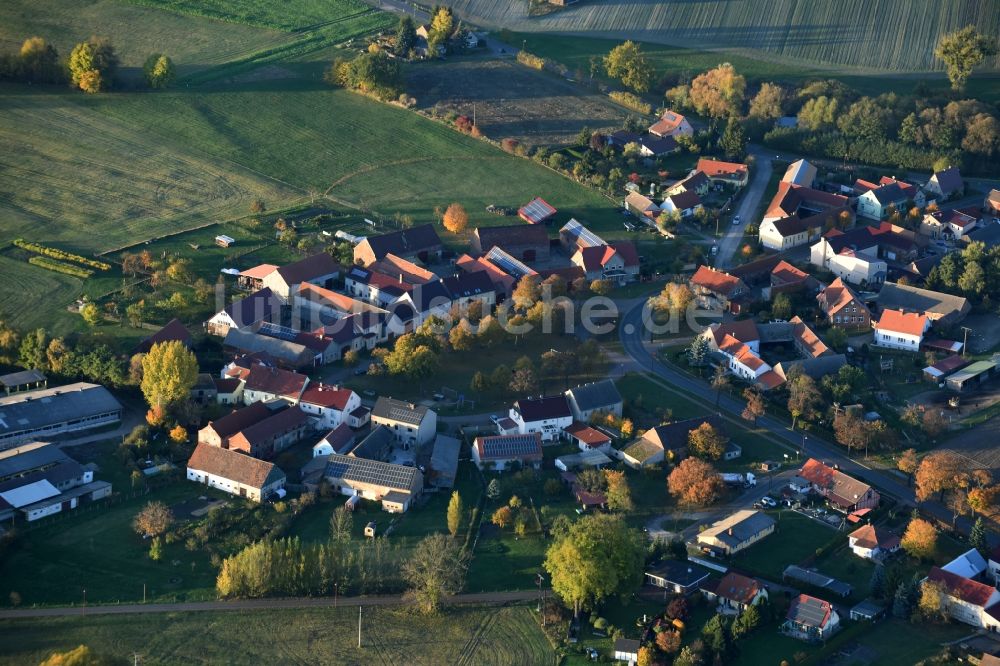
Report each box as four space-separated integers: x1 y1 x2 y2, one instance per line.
0 590 540 620
715 150 774 269
617 300 973 533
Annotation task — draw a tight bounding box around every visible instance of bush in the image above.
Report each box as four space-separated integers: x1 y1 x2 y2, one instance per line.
517 51 545 70
593 617 608 630
28 256 93 278
13 239 110 270
609 91 652 115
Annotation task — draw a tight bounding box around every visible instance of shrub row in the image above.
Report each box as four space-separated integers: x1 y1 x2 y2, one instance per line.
28 256 94 279
516 50 546 70
14 239 110 271
609 91 652 115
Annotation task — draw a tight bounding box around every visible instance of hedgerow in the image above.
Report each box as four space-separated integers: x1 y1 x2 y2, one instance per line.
28 256 94 279
14 239 110 271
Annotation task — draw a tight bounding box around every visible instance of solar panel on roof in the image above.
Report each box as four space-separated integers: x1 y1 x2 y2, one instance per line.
519 198 556 223
792 597 829 627
481 434 539 458
486 247 535 279
258 322 300 342
562 219 605 248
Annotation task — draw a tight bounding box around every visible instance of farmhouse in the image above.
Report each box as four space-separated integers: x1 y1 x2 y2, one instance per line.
645 560 711 596
323 454 423 513
799 458 879 513
441 270 497 311
690 266 747 312
0 443 112 522
924 567 1000 630
186 443 286 503
816 278 871 329
371 397 437 447
848 523 901 560
509 395 573 443
875 282 970 327
227 405 312 459
701 572 768 613
0 382 123 450
262 253 340 299
697 509 776 556
456 254 516 297
197 401 277 448
696 158 749 188
298 384 362 430
471 224 550 262
874 309 930 352
648 110 692 137
782 159 817 187
353 224 442 266
925 166 964 199
518 197 557 225
765 182 851 225
565 379 622 421
471 432 543 470
206 287 283 337
238 363 309 405
783 594 841 642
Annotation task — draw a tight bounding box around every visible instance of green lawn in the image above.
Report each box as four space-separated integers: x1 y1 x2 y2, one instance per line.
730 511 841 581
0 604 555 665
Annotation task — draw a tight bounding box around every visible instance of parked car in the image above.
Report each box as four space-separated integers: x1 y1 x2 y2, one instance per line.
732 215 741 225
759 496 778 508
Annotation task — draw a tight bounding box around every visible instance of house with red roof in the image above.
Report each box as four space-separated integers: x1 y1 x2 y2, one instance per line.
262 253 341 299
769 261 820 297
920 209 978 240
571 243 639 284
816 278 871 330
690 265 748 312
925 566 1000 629
227 404 313 459
701 572 768 614
720 334 773 383
765 182 851 225
648 109 693 138
874 308 930 352
848 524 900 560
298 384 362 430
783 594 840 642
799 458 879 513
563 422 612 452
696 158 749 188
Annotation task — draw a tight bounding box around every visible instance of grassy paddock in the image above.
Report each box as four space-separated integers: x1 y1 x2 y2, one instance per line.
0 604 555 665
730 510 840 581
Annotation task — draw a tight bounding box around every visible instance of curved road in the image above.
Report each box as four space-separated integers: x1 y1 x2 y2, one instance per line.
618 300 968 531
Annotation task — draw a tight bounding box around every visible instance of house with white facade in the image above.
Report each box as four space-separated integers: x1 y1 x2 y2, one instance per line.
509 395 573 443
371 397 437 448
758 214 822 251
783 594 841 642
186 443 286 502
924 566 1000 630
847 524 901 560
925 166 964 199
298 384 362 430
873 309 929 352
471 433 543 471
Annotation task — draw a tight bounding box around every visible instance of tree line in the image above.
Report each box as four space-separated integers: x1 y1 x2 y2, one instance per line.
0 36 175 92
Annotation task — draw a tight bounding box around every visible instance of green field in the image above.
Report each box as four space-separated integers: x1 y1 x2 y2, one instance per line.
0 605 556 665
730 511 839 581
125 0 386 32
457 0 1000 73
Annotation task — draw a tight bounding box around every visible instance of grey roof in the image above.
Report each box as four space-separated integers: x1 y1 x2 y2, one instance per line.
646 560 711 587
223 328 315 367
407 280 453 313
361 224 442 261
566 379 622 413
850 598 885 618
931 166 963 194
788 595 834 628
429 435 460 487
221 287 283 328
0 370 46 389
875 282 970 323
783 565 852 597
700 510 775 549
349 425 394 461
442 270 495 300
324 454 420 492
372 397 429 426
966 224 1000 248
775 354 847 381
0 442 70 480
0 383 122 442
614 638 641 654
475 433 542 460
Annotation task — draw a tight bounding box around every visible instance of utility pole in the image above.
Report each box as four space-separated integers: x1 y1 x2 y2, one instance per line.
961 326 972 357
358 606 362 649
143 582 146 604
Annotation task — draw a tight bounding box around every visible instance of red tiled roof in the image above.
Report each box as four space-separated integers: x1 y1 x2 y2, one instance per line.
711 572 762 605
848 524 900 550
771 261 809 285
691 265 742 298
876 309 928 337
817 278 867 317
790 316 829 358
927 567 999 608
300 384 354 410
649 110 687 135
187 443 284 489
800 458 873 508
240 264 278 280
709 320 759 346
757 370 785 390
564 421 611 448
244 364 308 397
696 158 748 181
611 241 639 268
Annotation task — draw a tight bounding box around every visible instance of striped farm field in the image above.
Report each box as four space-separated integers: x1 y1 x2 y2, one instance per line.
442 0 1000 73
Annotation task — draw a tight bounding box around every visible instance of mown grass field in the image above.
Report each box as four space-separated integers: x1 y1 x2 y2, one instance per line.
0 605 556 665
125 0 387 32
451 0 1000 73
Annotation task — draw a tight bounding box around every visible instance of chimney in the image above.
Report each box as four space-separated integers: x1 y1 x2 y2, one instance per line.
728 527 734 536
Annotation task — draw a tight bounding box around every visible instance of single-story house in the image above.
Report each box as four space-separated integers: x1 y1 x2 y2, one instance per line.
700 572 768 613
696 158 749 188
313 423 357 457
645 560 711 596
848 524 901 560
648 110 693 138
613 639 641 665
697 510 775 556
783 594 840 642
563 422 612 452
322 454 423 513
471 433 543 471
565 378 623 421
799 458 879 513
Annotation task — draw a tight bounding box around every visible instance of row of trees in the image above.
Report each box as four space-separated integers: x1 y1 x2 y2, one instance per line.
0 36 174 92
